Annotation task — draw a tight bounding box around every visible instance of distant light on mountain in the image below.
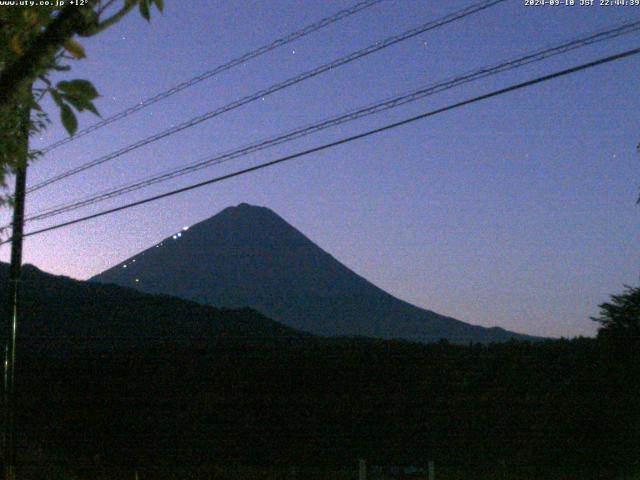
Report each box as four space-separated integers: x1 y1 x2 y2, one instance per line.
92 203 542 343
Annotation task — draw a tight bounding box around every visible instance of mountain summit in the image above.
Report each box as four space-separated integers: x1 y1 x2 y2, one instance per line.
92 203 537 343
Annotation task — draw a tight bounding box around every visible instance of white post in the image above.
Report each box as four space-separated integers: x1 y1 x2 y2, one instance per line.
358 458 366 480
428 460 435 480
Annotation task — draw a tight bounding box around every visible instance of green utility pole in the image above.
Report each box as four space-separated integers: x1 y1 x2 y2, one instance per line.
3 87 30 480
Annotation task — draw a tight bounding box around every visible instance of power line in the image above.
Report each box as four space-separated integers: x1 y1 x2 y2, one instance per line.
26 0 507 194
23 19 640 223
6 45 639 245
38 0 385 155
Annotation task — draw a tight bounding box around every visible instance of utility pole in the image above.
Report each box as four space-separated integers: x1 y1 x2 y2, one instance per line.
3 86 30 480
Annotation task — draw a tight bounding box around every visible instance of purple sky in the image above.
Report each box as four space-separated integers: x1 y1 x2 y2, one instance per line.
2 0 639 338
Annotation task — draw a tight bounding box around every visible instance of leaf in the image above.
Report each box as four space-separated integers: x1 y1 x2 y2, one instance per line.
154 0 164 12
62 93 100 117
50 89 64 108
60 94 87 112
57 80 98 100
63 39 86 59
139 0 151 21
84 102 100 117
10 35 22 56
79 8 100 36
60 103 78 135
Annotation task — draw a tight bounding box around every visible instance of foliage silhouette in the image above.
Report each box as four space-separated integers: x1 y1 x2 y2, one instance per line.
0 264 637 478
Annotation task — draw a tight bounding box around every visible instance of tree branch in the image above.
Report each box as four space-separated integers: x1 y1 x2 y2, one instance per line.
0 2 98 109
88 0 137 36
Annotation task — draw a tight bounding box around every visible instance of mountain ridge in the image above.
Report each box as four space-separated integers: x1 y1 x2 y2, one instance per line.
92 203 542 343
0 261 309 354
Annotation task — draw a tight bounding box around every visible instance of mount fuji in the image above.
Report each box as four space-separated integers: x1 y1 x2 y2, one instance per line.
92 203 538 343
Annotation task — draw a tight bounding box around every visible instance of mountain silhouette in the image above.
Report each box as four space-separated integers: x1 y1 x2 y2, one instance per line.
92 203 539 343
0 262 307 355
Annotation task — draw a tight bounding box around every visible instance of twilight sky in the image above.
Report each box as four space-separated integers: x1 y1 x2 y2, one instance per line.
2 0 639 338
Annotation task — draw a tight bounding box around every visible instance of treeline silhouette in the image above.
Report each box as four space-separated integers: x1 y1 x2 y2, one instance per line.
13 336 639 478
0 264 638 478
